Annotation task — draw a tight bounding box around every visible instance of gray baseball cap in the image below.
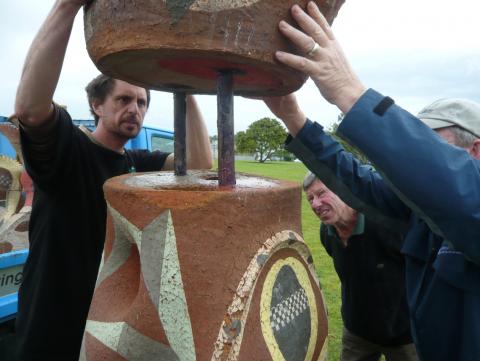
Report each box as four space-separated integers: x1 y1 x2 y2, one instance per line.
417 98 480 138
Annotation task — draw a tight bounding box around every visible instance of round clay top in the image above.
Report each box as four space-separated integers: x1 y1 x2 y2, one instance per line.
123 170 281 191
84 0 344 95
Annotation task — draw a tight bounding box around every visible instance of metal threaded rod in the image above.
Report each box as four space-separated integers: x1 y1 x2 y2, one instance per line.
174 92 187 176
217 71 236 186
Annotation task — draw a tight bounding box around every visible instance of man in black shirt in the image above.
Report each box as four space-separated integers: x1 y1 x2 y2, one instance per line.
7 1 213 360
304 172 418 361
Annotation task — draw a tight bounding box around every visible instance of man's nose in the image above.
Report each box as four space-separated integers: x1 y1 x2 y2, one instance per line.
311 197 322 208
127 101 139 114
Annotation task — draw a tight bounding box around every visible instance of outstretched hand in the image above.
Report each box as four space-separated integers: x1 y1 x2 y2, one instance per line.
276 2 366 113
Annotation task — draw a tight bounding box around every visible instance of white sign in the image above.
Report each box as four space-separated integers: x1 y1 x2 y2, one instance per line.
0 264 23 297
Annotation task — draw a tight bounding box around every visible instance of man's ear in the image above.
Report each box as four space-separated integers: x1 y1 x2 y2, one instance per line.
91 100 103 119
469 139 480 160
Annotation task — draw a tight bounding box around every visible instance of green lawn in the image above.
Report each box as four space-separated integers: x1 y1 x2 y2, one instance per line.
232 160 343 360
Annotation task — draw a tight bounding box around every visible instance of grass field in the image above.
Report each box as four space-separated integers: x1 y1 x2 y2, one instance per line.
233 160 343 360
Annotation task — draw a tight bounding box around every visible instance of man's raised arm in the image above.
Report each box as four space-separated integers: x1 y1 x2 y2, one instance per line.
267 1 480 260
14 0 86 127
185 95 213 169
162 95 213 170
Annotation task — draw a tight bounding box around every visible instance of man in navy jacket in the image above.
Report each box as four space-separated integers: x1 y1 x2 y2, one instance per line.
262 3 480 360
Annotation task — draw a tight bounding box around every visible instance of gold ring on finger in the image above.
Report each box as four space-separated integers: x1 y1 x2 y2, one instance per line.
307 42 320 57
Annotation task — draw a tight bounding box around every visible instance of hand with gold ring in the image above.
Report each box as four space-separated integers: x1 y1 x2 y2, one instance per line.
275 2 366 113
306 41 320 57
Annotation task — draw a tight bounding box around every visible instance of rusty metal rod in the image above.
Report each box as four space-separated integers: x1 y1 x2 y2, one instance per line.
174 92 187 176
217 71 236 186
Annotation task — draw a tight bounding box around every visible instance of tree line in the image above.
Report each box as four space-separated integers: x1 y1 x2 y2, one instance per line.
210 115 369 163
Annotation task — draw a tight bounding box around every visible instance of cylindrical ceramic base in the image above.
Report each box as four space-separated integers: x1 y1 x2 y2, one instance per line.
81 171 328 361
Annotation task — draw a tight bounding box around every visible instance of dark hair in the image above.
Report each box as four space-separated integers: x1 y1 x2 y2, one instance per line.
85 74 151 126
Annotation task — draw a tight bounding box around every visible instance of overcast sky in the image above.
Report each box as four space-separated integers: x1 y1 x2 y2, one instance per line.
1 1 479 135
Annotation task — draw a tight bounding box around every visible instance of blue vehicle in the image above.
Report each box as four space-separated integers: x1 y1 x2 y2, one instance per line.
0 115 174 327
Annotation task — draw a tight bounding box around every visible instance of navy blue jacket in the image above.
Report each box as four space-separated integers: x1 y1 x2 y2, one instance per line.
286 89 480 361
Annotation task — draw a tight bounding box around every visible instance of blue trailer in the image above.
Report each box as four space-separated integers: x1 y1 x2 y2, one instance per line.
0 115 174 327
0 250 28 324
0 116 175 158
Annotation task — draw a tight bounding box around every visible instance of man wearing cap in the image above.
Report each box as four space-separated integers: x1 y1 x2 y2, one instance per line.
259 3 480 360
417 98 480 155
270 98 480 361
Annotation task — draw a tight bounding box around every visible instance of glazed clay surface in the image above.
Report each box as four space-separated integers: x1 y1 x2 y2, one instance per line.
81 171 328 361
0 124 32 253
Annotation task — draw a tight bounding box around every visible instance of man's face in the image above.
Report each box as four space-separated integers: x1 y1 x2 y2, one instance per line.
435 127 480 159
94 80 148 140
435 127 458 147
305 179 346 225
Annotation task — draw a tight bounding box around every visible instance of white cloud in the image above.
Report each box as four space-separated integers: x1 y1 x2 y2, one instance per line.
1 0 479 134
334 0 480 52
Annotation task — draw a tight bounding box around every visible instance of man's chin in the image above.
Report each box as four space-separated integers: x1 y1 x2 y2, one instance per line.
319 214 333 224
113 130 139 142
120 125 140 139
126 131 140 140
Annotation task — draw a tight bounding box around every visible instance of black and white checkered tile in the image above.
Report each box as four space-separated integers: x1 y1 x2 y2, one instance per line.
0 173 12 188
270 288 308 332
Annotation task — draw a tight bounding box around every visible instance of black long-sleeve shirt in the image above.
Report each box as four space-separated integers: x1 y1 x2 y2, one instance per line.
15 105 169 361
